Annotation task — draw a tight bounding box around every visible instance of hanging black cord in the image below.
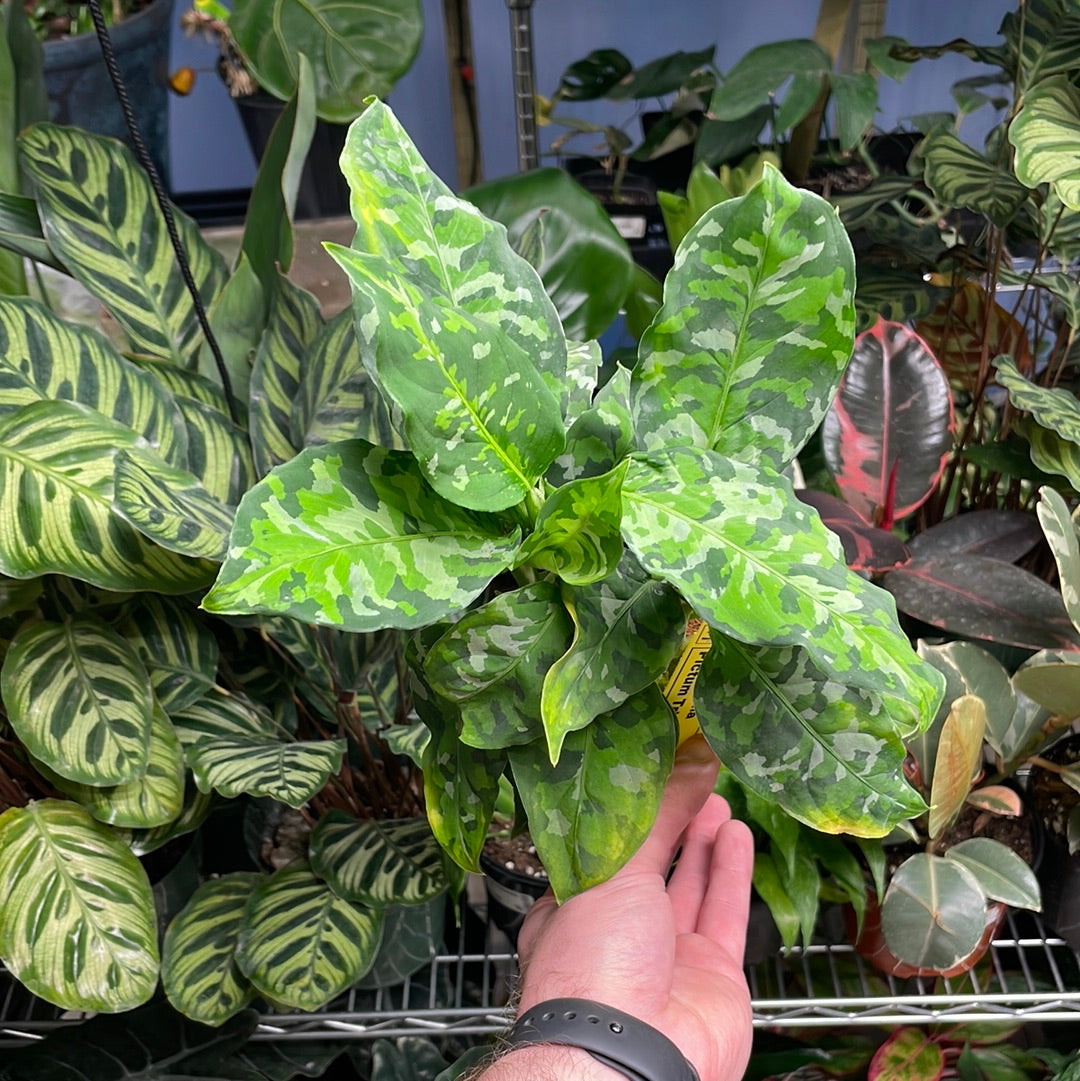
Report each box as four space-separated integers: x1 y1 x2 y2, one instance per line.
86 0 240 423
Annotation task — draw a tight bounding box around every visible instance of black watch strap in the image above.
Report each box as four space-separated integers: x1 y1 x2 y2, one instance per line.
503 998 700 1081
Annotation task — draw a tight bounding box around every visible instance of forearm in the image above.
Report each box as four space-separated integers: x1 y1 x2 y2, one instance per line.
471 1045 623 1080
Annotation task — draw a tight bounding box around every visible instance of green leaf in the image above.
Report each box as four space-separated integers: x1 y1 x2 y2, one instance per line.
710 39 831 121
621 447 944 731
548 365 634 486
608 46 715 101
997 355 1080 444
204 441 521 630
945 838 1041 910
508 685 676 901
0 191 60 270
0 800 158 1012
310 812 447 906
230 0 422 123
751 850 801 949
695 635 925 837
564 339 603 425
832 71 879 149
631 166 856 472
162 873 262 1026
1038 485 1080 634
171 685 291 743
176 393 258 506
928 695 986 839
237 865 384 1011
869 1027 945 1081
540 552 685 762
1009 75 1080 210
1 615 152 785
126 784 215 857
19 123 227 365
371 1038 452 1081
1012 648 1080 719
922 131 1031 227
423 582 571 750
196 254 264 407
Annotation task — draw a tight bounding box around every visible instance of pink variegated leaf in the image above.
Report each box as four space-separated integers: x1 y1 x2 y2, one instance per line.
966 784 1023 817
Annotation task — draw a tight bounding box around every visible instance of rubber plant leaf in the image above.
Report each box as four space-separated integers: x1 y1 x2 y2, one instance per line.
19 123 227 366
796 489 911 573
0 800 159 1012
823 321 954 527
1009 75 1080 210
1038 485 1080 635
1012 648 1080 719
945 838 1040 910
869 1026 945 1081
922 130 1031 228
966 785 1023 816
203 441 522 631
928 694 987 840
906 508 1043 564
632 165 856 473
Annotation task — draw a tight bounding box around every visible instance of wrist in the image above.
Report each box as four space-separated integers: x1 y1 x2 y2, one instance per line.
475 1044 623 1081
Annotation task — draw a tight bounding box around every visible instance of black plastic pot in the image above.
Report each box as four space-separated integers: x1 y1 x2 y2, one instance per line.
479 849 549 948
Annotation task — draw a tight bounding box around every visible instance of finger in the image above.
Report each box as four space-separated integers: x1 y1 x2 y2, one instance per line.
623 734 720 878
667 794 731 935
696 818 754 967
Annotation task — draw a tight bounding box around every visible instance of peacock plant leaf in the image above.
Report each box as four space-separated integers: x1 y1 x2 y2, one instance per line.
236 865 384 1012
1 614 153 785
694 635 925 837
126 784 215 857
822 321 954 527
547 365 634 487
0 400 216 592
631 164 856 472
0 800 159 1012
1022 416 1080 491
1038 485 1080 634
423 582 571 750
18 123 227 365
1009 75 1080 210
922 130 1031 227
171 686 290 743
132 356 243 419
309 812 447 906
621 447 945 732
174 394 257 506
508 685 676 902
202 440 522 631
162 872 262 1027
540 551 686 763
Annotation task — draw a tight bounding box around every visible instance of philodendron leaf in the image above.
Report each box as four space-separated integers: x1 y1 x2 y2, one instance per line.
423 582 571 750
163 873 262 1026
203 441 522 631
516 460 628 586
0 800 159 1012
694 635 925 837
1009 75 1080 210
632 164 855 472
1038 485 1080 634
330 102 566 511
869 1027 945 1081
237 865 384 1012
509 685 676 901
621 447 944 732
540 552 685 763
19 123 227 365
310 812 447 906
922 130 1031 227
945 838 1040 910
564 340 603 424
1 615 153 785
928 694 987 840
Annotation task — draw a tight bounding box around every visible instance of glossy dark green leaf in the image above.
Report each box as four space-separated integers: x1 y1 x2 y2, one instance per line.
710 39 831 122
907 509 1043 563
553 48 633 101
751 851 801 949
607 46 715 101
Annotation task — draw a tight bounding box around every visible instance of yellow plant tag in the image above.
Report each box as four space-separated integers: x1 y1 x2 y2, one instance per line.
663 619 711 746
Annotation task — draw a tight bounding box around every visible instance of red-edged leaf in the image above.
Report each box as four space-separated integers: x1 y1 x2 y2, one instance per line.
796 490 911 572
823 320 954 527
967 784 1023 816
869 1026 945 1081
907 509 1044 563
883 554 1080 651
929 694 986 840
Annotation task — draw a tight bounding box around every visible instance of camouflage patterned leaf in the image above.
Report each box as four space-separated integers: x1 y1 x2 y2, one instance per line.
508 685 676 901
162 873 262 1026
632 165 856 472
1009 75 1080 210
250 275 323 477
547 365 634 486
0 800 158 1011
540 552 685 762
423 582 571 749
19 123 227 365
928 695 986 839
0 400 216 592
1 614 152 785
944 838 1040 910
236 865 384 1011
309 812 446 906
175 394 257 506
564 340 602 424
516 460 627 586
1038 485 1080 633
113 447 235 562
203 441 522 631
922 131 1031 227
694 634 924 837
621 447 944 732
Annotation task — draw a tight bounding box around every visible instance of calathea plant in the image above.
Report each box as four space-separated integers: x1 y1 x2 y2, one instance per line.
204 100 946 902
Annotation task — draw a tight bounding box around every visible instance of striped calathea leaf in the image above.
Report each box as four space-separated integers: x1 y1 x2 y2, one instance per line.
1009 75 1080 210
0 800 159 1011
1038 485 1080 634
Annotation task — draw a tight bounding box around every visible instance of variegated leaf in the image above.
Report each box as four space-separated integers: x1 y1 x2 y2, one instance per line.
237 865 384 1011
309 812 446 906
922 130 1031 227
1 615 152 785
508 685 676 901
171 686 290 744
250 275 323 477
631 165 856 472
19 123 227 365
0 297 188 466
130 356 243 418
694 634 925 837
621 448 944 732
1012 648 1080 720
423 582 571 749
186 736 345 808
564 340 602 424
1038 485 1080 633
0 800 158 1011
176 394 257 506
541 552 685 762
1009 75 1080 210
0 400 216 592
945 837 1040 910
1022 416 1080 490
113 447 235 562
547 365 634 487
203 441 522 631
928 695 987 839
125 784 215 857
516 460 628 586
162 873 262 1026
